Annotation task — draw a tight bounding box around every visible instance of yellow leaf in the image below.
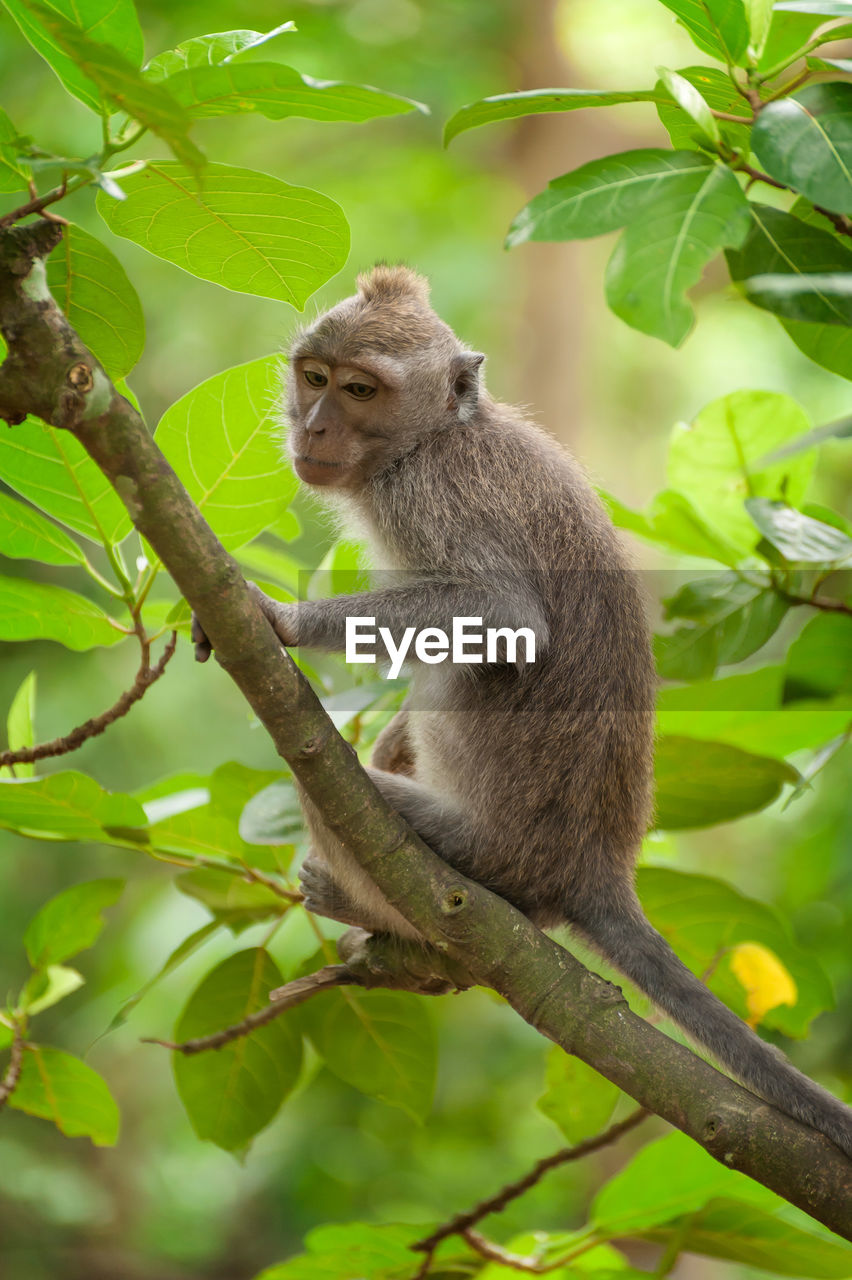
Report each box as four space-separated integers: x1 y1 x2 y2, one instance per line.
730 942 798 1028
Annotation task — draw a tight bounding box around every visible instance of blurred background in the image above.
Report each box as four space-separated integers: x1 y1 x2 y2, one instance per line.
0 1 850 1277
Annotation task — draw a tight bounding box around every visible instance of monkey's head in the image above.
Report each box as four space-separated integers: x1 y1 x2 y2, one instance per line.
284 265 485 488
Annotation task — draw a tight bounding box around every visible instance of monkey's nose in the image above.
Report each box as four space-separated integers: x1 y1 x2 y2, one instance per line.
308 422 326 436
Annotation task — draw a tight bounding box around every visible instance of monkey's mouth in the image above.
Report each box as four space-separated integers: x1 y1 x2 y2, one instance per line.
294 454 347 487
297 455 341 468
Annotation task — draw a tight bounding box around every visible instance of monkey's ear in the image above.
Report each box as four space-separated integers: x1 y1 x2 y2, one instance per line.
448 352 485 422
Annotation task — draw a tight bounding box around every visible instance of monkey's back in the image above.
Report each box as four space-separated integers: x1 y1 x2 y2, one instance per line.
366 401 656 928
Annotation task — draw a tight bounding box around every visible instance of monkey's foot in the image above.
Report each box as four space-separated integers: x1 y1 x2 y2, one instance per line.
299 856 366 928
190 613 212 663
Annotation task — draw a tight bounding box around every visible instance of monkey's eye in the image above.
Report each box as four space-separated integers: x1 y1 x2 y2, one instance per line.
303 369 327 388
344 382 377 401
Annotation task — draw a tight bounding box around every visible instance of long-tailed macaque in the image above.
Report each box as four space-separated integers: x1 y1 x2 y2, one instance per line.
194 266 852 1159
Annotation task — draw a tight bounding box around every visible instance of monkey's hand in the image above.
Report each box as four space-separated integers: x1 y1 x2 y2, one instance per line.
191 584 299 663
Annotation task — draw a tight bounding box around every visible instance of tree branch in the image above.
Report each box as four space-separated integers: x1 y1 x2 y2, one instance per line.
1 222 850 1240
0 630 177 767
0 1022 25 1110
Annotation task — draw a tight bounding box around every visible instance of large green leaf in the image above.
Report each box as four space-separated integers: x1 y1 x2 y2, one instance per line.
154 357 296 550
0 105 31 192
0 0 143 113
173 948 302 1152
654 736 797 828
444 88 667 145
752 83 852 211
0 417 132 545
654 574 789 680
666 390 816 551
300 981 436 1123
162 63 426 123
657 0 751 63
7 1045 119 1145
657 665 852 757
5 2 200 168
0 576 124 650
538 1047 621 1143
96 163 348 307
727 204 852 329
784 613 852 699
143 23 296 81
638 867 833 1036
592 1131 777 1238
746 497 852 561
656 66 751 153
602 487 742 564
24 878 123 968
507 149 714 246
0 491 84 566
641 1198 852 1276
0 772 145 842
46 223 144 379
605 163 750 345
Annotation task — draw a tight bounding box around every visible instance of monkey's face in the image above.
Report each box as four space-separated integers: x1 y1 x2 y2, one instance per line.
286 354 414 489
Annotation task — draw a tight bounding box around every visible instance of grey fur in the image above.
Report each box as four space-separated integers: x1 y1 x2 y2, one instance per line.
261 266 852 1159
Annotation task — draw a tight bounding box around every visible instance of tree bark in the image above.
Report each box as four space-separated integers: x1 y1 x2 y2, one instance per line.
0 220 850 1240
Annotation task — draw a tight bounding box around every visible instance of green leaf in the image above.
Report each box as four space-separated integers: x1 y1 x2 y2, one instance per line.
601 487 742 564
752 83 852 211
538 1047 621 1143
605 163 750 345
656 0 751 63
744 0 774 53
657 665 852 757
154 357 297 551
506 149 715 247
238 780 303 845
641 1198 852 1276
8 1045 119 1144
0 491 85 566
0 0 143 113
173 948 302 1152
162 63 426 123
0 771 146 842
143 23 297 81
24 878 123 968
654 736 797 828
3 670 36 779
444 88 668 145
639 867 833 1036
97 162 348 307
746 497 852 561
591 1131 777 1237
666 390 816 552
0 105 31 192
255 1223 432 1280
656 66 751 153
176 870 289 932
784 613 852 699
655 575 789 680
727 204 852 330
0 416 132 544
19 964 84 1014
0 576 124 650
656 66 720 144
46 223 144 379
6 2 201 168
300 984 436 1122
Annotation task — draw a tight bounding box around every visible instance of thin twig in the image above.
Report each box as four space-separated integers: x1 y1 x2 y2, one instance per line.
779 590 852 616
812 205 852 240
735 161 791 194
461 1228 586 1274
142 965 359 1054
413 1107 649 1254
0 180 70 229
239 862 304 903
0 631 177 767
0 1023 25 1109
710 109 753 124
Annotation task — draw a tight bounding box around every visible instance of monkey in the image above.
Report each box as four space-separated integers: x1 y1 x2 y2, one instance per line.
192 265 852 1160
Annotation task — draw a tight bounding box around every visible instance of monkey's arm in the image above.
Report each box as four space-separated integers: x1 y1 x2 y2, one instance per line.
250 579 549 659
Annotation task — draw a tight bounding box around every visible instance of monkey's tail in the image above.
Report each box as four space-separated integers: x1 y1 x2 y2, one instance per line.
577 902 852 1160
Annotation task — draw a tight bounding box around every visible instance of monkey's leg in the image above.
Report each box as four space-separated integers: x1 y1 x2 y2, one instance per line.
370 704 415 776
299 854 367 928
365 767 472 869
